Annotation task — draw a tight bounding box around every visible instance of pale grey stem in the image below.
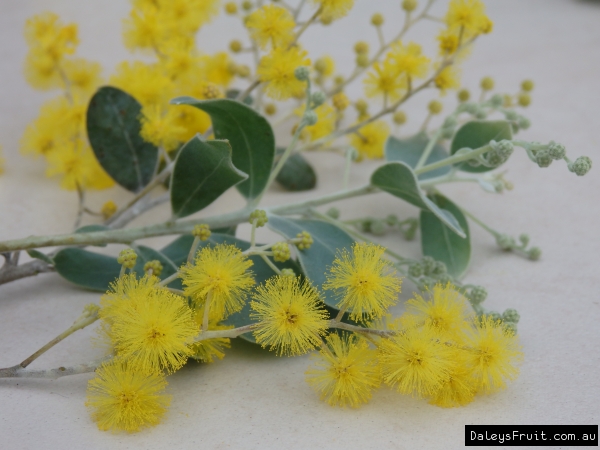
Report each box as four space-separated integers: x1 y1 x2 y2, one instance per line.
0 357 108 379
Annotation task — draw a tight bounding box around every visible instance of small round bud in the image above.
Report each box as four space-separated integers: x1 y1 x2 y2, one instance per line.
354 41 369 55
311 91 326 107
517 93 531 107
272 242 291 262
547 141 566 160
314 59 328 74
370 220 386 236
502 94 514 108
354 99 368 114
144 260 163 277
296 231 314 250
432 261 447 276
469 286 488 305
371 13 384 26
303 110 318 126
421 256 436 276
503 322 518 336
436 274 453 284
237 65 251 78
496 234 515 250
461 102 478 115
492 140 514 158
385 214 398 226
294 66 310 81
442 115 457 130
418 276 436 291
517 116 531 129
101 200 117 220
402 0 418 12
229 40 242 53
356 54 370 68
428 100 443 115
264 103 277 116
242 1 253 11
249 209 268 227
502 308 520 324
568 156 592 176
393 110 407 125
480 76 495 91
117 248 137 269
457 89 470 102
326 207 340 219
521 79 534 92
225 2 238 14
408 262 423 278
332 92 350 111
280 268 295 277
474 107 487 120
518 234 530 246
535 150 552 168
489 94 503 108
202 83 221 99
320 14 333 25
192 224 211 241
528 246 542 261
333 75 345 86
503 110 518 121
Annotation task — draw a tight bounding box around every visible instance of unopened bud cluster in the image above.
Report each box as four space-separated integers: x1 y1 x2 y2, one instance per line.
249 210 268 227
192 224 211 241
295 231 313 250
143 260 163 276
271 242 291 262
117 248 137 268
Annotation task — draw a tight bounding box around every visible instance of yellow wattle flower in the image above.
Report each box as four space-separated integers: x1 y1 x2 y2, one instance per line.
445 0 492 35
386 41 430 80
246 5 296 50
349 120 390 160
364 60 407 102
306 333 381 407
313 0 355 20
139 105 187 152
324 242 401 322
434 66 461 96
258 46 311 100
250 275 329 356
86 359 171 432
62 57 103 96
180 244 255 321
428 348 476 408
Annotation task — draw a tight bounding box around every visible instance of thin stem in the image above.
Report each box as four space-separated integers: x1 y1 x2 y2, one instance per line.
237 79 261 103
73 183 85 230
193 323 257 342
414 143 492 176
250 218 258 247
294 0 307 20
291 6 321 46
328 320 392 338
166 287 185 295
415 128 444 170
461 207 500 237
259 254 282 275
335 305 348 322
342 147 354 190
188 236 201 264
159 271 181 287
0 357 108 380
19 311 99 369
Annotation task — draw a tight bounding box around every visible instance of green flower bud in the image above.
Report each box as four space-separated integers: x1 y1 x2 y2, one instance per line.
370 220 386 236
272 242 291 262
568 156 592 176
547 141 566 160
528 246 542 261
428 100 443 115
496 234 515 250
535 150 553 168
143 260 163 277
432 260 447 276
468 286 488 305
502 308 520 324
503 322 518 336
117 248 137 269
504 110 518 121
474 108 487 120
192 223 211 241
311 91 326 108
521 79 534 92
303 110 318 126
385 214 398 226
519 233 530 246
484 311 502 323
517 116 531 129
480 76 495 91
457 89 470 103
489 94 503 108
422 256 436 276
296 231 314 250
418 276 436 291
249 209 268 227
493 140 514 158
294 66 310 81
436 274 453 284
326 207 340 219
281 268 295 277
402 0 418 12
408 263 423 278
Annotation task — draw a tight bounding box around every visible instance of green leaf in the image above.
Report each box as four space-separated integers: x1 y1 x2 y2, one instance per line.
450 120 513 173
275 151 317 191
75 224 110 247
267 215 355 308
26 249 54 265
385 133 451 180
170 137 248 219
225 89 253 106
420 194 471 279
171 97 275 200
370 162 466 237
54 248 121 292
87 86 159 192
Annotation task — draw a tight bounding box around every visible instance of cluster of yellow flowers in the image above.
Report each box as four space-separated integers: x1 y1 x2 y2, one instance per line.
86 241 521 432
20 13 112 190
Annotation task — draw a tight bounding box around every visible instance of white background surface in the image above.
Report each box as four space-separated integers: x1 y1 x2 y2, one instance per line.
0 1 599 449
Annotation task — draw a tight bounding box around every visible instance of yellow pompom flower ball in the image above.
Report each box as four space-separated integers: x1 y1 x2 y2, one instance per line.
258 46 311 100
348 121 390 160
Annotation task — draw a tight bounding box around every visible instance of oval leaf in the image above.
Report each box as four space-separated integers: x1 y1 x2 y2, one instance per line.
54 248 122 291
420 194 471 279
267 215 355 308
275 151 317 191
26 249 54 265
87 86 159 192
385 133 450 180
370 162 466 237
450 120 513 173
170 137 248 219
171 97 275 200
